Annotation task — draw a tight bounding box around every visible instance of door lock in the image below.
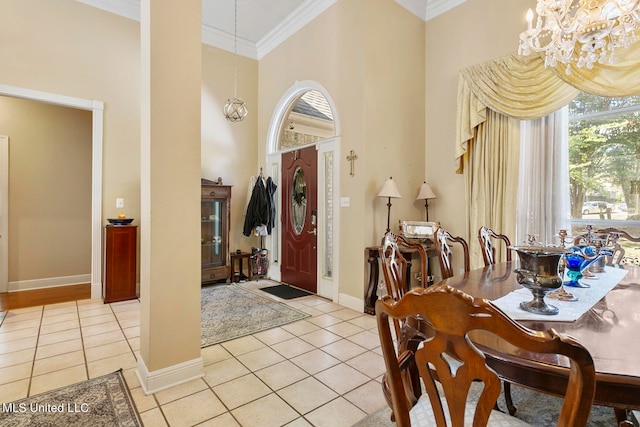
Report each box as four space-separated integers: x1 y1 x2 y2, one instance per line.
308 228 317 236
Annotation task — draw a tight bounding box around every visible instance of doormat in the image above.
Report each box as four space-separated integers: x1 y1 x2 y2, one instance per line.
0 369 142 426
201 284 309 348
259 284 313 300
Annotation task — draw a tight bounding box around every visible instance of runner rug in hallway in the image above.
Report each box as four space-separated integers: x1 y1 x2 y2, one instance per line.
201 283 310 348
0 370 141 426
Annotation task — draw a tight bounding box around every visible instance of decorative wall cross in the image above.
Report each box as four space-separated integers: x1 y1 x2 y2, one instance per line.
346 150 358 177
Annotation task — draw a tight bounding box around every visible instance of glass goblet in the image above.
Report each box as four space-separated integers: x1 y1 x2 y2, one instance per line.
563 252 591 288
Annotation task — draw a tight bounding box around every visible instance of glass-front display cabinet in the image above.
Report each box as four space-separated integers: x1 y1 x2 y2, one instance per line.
201 179 231 284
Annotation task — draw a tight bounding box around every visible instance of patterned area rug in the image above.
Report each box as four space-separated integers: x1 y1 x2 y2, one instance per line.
0 370 141 426
352 383 617 426
201 284 310 348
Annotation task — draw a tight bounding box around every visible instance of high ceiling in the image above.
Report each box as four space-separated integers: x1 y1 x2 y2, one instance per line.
77 0 466 59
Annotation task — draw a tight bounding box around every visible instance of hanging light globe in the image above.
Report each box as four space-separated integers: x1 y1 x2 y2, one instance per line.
224 0 247 123
223 97 248 122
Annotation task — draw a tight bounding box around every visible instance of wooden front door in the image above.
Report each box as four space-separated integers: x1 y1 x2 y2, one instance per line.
281 146 318 293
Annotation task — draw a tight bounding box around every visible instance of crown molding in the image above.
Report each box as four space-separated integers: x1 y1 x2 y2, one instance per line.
256 0 337 59
395 0 428 20
77 0 465 60
77 0 139 21
394 0 468 21
76 0 335 60
424 0 467 21
201 25 258 60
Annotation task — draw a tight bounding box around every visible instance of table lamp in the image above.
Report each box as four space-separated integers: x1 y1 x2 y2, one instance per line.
416 182 437 221
377 177 402 233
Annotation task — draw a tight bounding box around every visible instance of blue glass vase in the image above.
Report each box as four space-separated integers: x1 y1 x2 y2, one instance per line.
563 246 602 288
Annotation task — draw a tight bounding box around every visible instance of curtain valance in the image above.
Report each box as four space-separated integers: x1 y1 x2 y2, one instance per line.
551 43 640 98
456 54 578 172
456 42 640 172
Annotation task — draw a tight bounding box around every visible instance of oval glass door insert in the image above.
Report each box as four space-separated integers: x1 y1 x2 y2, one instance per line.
291 167 307 234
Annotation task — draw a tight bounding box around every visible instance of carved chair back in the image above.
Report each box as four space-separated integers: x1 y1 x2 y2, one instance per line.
596 227 640 265
573 227 640 265
434 227 470 279
376 285 597 427
379 232 427 301
378 232 430 419
478 226 512 267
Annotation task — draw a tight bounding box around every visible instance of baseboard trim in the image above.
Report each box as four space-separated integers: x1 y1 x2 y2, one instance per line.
91 281 102 300
338 292 364 313
136 354 204 395
8 274 92 292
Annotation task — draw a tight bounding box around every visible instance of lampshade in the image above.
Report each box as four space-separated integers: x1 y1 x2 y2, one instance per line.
377 177 402 199
416 182 437 200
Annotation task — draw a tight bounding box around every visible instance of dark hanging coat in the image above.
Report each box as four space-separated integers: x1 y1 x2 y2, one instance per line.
265 177 277 235
243 178 269 236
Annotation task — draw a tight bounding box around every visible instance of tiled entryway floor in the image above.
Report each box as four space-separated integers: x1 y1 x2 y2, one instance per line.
0 281 387 426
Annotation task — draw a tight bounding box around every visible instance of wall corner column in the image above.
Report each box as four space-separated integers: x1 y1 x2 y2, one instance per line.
136 0 203 393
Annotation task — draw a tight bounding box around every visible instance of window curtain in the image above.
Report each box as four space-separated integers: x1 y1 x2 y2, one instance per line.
517 109 571 247
464 109 520 269
456 53 579 173
457 46 640 172
456 53 578 268
455 44 640 267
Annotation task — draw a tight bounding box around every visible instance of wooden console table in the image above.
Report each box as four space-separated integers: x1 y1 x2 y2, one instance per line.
364 244 437 315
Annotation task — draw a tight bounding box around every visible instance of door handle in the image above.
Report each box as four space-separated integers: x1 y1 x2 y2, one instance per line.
308 228 317 236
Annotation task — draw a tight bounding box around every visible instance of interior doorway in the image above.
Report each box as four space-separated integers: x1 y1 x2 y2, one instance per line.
0 84 104 298
265 81 340 301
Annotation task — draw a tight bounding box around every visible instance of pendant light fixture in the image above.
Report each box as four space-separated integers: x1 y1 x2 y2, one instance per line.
223 0 248 122
519 0 640 73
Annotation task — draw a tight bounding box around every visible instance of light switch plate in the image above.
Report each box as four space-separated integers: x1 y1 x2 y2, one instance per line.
116 198 124 208
340 197 350 207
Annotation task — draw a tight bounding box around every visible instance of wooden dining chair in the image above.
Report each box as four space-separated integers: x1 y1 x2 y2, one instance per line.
376 284 597 427
379 232 428 301
378 232 430 420
478 226 512 267
595 227 640 265
477 226 516 415
573 226 640 265
434 226 470 279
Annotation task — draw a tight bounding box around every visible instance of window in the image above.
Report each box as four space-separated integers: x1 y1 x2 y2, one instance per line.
568 92 640 262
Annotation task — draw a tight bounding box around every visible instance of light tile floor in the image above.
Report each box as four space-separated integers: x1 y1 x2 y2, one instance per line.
0 281 387 426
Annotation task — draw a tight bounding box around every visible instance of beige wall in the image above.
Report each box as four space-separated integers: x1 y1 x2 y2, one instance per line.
0 0 141 225
1 96 91 282
424 0 535 271
201 45 259 254
258 0 426 301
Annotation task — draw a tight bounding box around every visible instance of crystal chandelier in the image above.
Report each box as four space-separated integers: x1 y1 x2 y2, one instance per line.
519 0 640 73
223 0 248 122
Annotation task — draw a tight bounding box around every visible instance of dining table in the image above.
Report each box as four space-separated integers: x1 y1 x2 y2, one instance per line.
441 261 640 423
